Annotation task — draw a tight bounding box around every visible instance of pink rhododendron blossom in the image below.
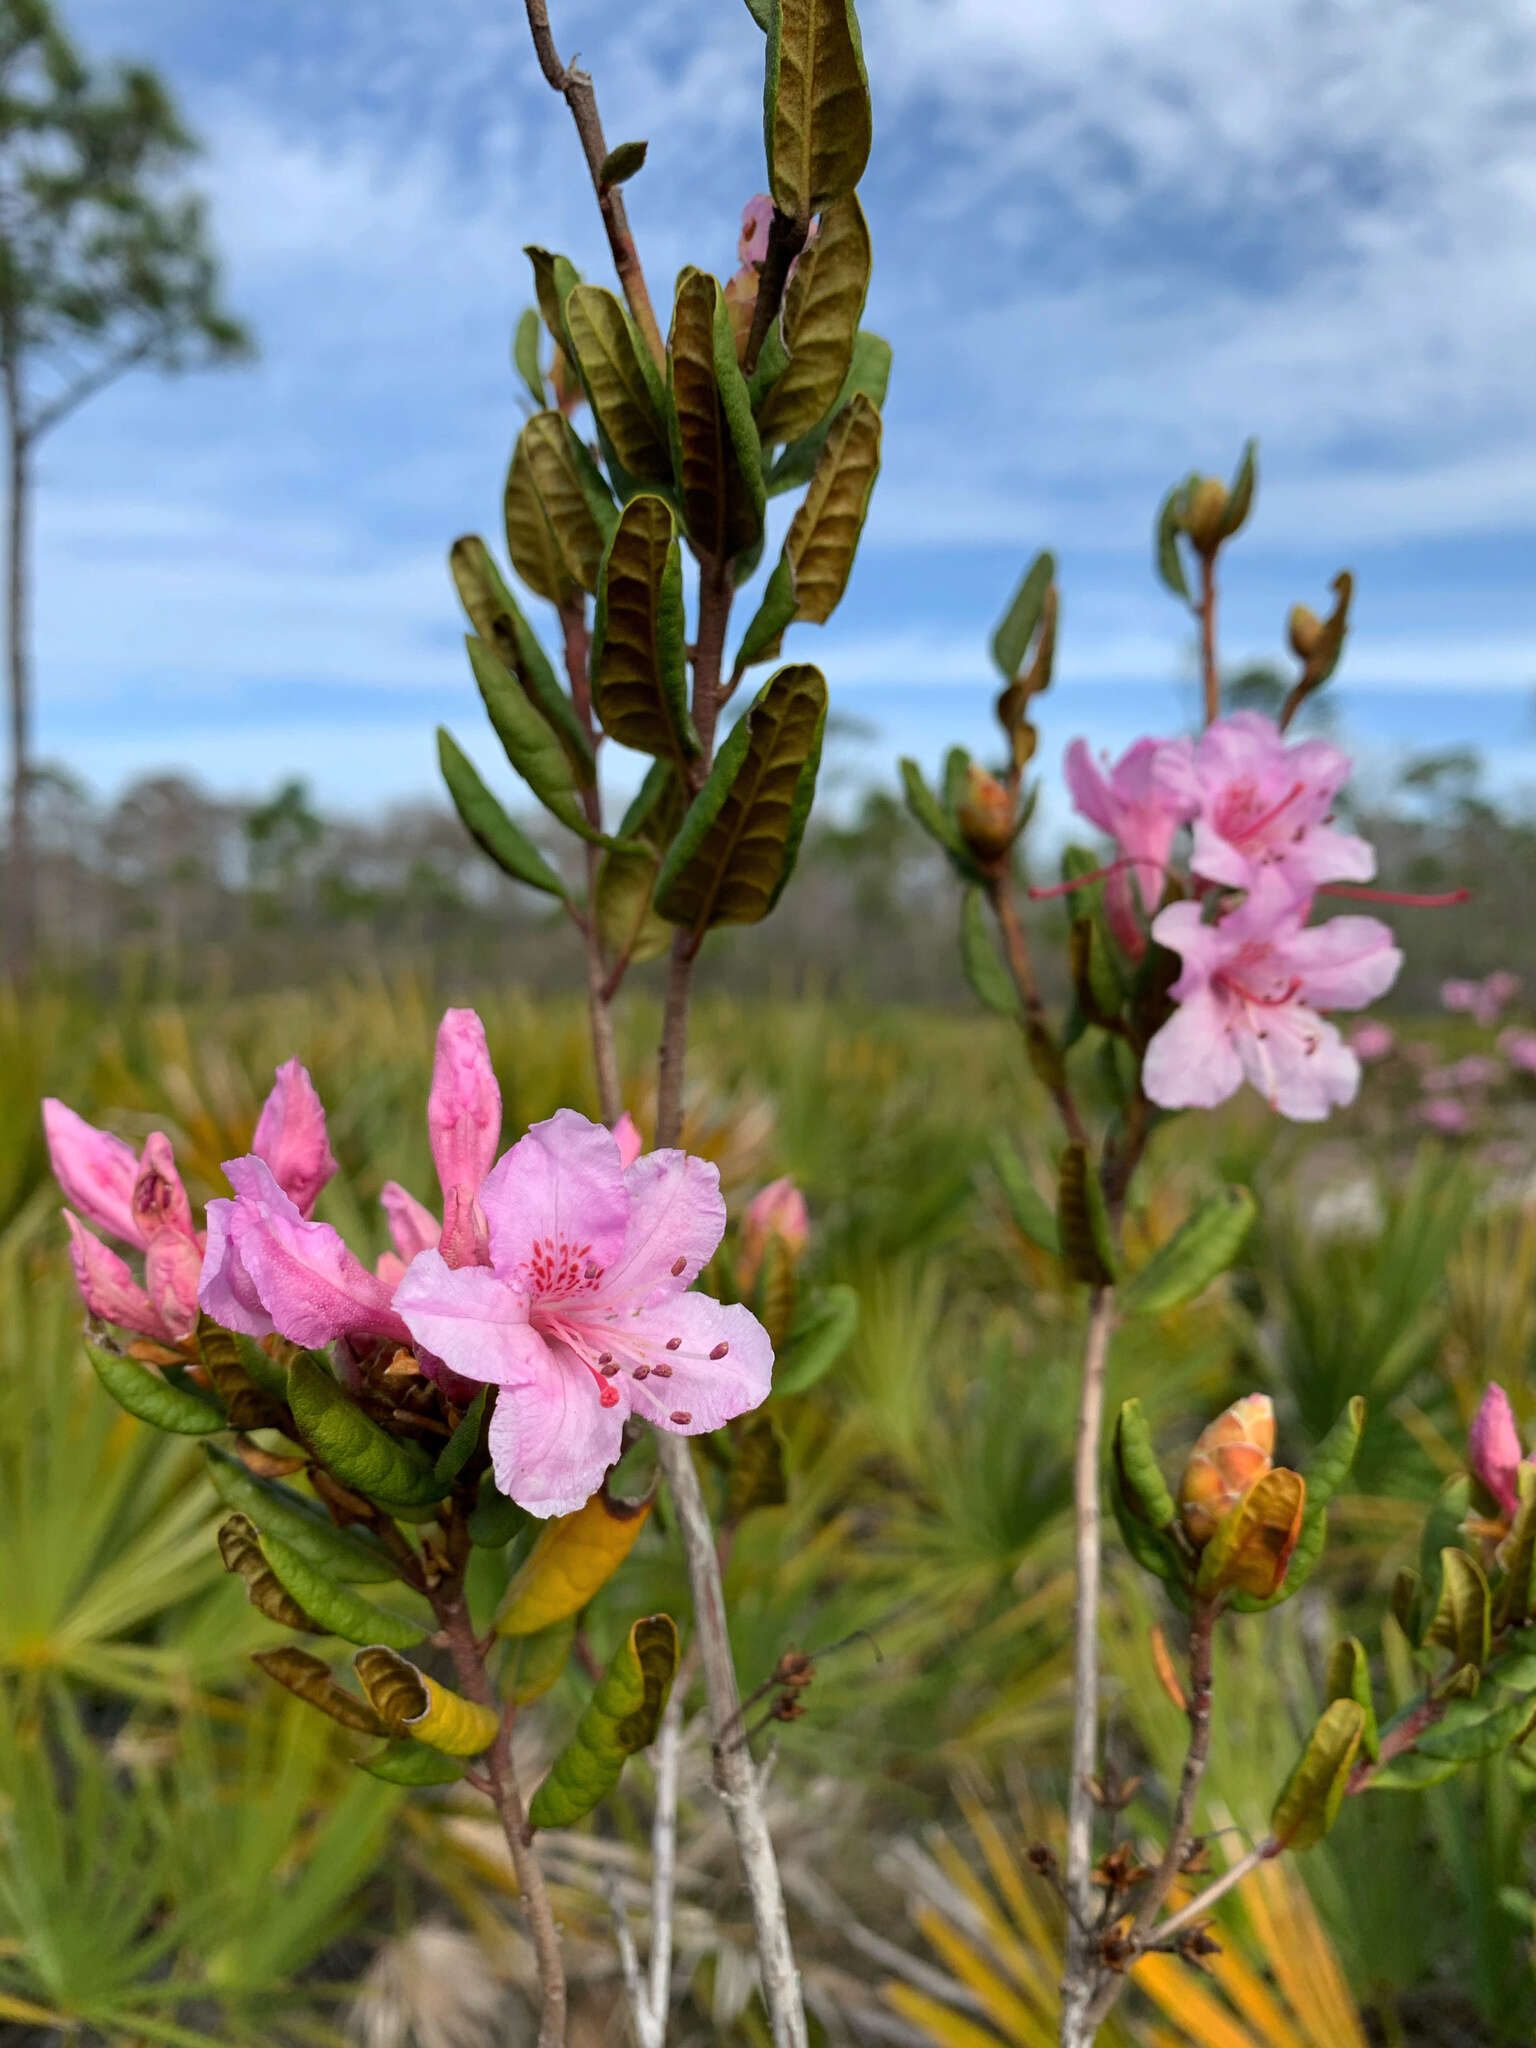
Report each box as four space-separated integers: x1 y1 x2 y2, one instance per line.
1064 737 1194 956
737 1176 811 1290
426 1009 501 1269
1154 711 1373 901
1453 1055 1502 1089
738 193 773 267
1417 1097 1471 1135
64 1213 166 1340
1469 1383 1528 1518
131 1131 195 1242
613 1112 643 1170
43 1099 142 1245
1143 881 1402 1121
252 1059 337 1218
1500 1028 1536 1076
46 1104 207 1342
1350 1021 1396 1063
395 1109 773 1517
201 1156 409 1349
1441 975 1516 1027
144 1229 203 1340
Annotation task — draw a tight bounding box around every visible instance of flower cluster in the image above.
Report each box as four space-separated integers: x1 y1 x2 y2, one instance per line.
1066 711 1402 1121
45 1010 772 1517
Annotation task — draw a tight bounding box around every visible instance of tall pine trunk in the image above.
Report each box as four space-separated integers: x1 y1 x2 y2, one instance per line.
3 338 30 978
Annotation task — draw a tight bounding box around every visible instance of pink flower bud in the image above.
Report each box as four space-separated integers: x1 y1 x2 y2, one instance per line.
438 1184 492 1271
145 1229 202 1341
737 1176 810 1290
738 193 773 267
43 1099 143 1246
380 1180 440 1262
613 1112 643 1170
63 1210 166 1341
252 1059 337 1218
132 1133 195 1242
1470 1383 1523 1519
429 1010 502 1207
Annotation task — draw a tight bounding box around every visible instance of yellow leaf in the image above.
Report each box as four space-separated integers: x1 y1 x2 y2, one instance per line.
496 1484 652 1636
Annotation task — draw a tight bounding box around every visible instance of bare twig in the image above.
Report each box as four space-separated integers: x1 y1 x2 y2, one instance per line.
986 873 1089 1150
1144 1838 1275 1951
647 1684 684 2028
1197 550 1219 727
557 599 624 1126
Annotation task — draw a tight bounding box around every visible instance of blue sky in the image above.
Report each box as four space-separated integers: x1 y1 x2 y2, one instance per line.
36 0 1536 820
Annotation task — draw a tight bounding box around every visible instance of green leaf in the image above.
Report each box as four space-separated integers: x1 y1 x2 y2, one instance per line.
511 1618 577 1704
766 328 891 494
437 729 568 899
286 1351 443 1511
988 1137 1059 1256
468 1473 530 1550
590 495 698 762
1229 1396 1366 1613
1196 1467 1306 1602
230 1331 290 1402
594 763 686 971
504 422 576 607
218 1513 325 1633
357 1740 463 1786
1121 1187 1257 1316
204 1444 397 1583
1057 1144 1116 1288
764 0 872 220
599 139 648 185
251 1646 387 1735
513 307 545 407
990 551 1056 683
524 245 581 350
653 662 826 935
1415 1689 1534 1764
1495 1464 1536 1630
1154 480 1191 603
565 283 672 486
1114 1399 1178 1532
1413 1476 1472 1642
527 1615 679 1830
448 536 594 780
434 1389 488 1489
755 196 871 445
772 1282 859 1396
743 0 771 25
1219 437 1258 539
898 757 976 870
1270 1698 1366 1851
776 388 880 622
1325 1637 1379 1760
1366 1752 1462 1792
519 410 617 596
260 1530 426 1650
196 1317 286 1431
85 1338 224 1436
960 886 1020 1019
732 554 798 675
667 268 765 561
353 1647 501 1756
465 637 610 846
1425 1547 1492 1672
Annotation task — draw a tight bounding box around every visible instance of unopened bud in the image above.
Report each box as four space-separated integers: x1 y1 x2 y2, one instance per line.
1178 1392 1274 1546
737 1176 810 1293
1182 476 1229 553
1287 603 1323 661
956 764 1016 860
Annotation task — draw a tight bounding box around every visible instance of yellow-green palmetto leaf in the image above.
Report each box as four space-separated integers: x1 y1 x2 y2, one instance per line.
204 1444 398 1582
590 495 698 762
466 636 618 845
286 1351 442 1510
1271 1698 1365 1851
667 268 764 561
1121 1186 1257 1317
448 535 593 779
259 1530 426 1650
527 1614 679 1830
84 1338 224 1436
777 387 880 621
519 410 617 596
764 0 872 220
565 283 672 485
653 661 826 937
250 1646 387 1735
218 1513 325 1633
594 762 685 970
437 729 569 899
766 327 890 494
497 1483 655 1636
755 195 871 444
353 1647 501 1756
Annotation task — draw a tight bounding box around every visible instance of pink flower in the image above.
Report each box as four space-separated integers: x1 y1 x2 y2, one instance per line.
1453 1055 1502 1090
1417 1097 1472 1135
1143 879 1402 1121
1350 1021 1396 1063
394 1109 773 1517
1500 1028 1536 1076
1486 971 1523 1012
46 1103 205 1343
201 1156 409 1350
737 1176 811 1291
738 194 774 268
252 1059 337 1218
65 1213 174 1342
43 1100 142 1246
613 1112 643 1170
1064 737 1195 956
1154 711 1373 902
1469 1383 1527 1518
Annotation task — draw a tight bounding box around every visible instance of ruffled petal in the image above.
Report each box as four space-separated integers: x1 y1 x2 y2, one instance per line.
1234 1005 1359 1122
487 1355 628 1518
429 1009 502 1205
479 1109 629 1286
64 1211 167 1341
394 1249 545 1387
144 1229 202 1341
221 1156 408 1349
44 1100 143 1247
132 1133 195 1242
252 1060 338 1218
1283 915 1403 1011
199 1197 274 1338
380 1181 440 1262
609 1293 773 1435
599 1150 727 1307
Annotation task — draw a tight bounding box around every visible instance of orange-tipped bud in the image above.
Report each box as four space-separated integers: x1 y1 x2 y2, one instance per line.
1182 476 1230 553
1287 603 1323 661
1178 1393 1275 1546
956 764 1016 860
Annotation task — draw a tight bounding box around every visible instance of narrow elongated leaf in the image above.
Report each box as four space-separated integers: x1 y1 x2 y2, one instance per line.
1414 1476 1472 1639
1325 1636 1380 1760
261 1530 426 1650
204 1444 397 1582
1495 1465 1536 1630
755 196 871 444
357 1740 463 1785
513 307 545 407
764 0 872 220
772 1281 858 1396
668 268 764 561
198 1318 285 1431
899 757 974 868
219 1514 325 1632
1219 438 1258 538
85 1338 224 1435
354 1647 501 1756
468 1472 530 1550
466 637 611 844
520 411 616 596
434 1388 488 1489
286 1351 443 1510
1425 1547 1492 1671
565 283 671 484
778 389 880 621
743 0 771 25
1271 1699 1365 1851
599 139 648 185
1414 1688 1532 1764
504 429 574 606
1155 480 1192 602
525 245 581 348
988 1137 1060 1256
595 762 685 970
1121 1187 1257 1317
1114 1399 1178 1531
438 729 569 898
252 1647 388 1734
512 1618 577 1704
1197 1467 1306 1601
527 1614 679 1830
991 552 1056 683
590 496 697 761
448 536 593 778
654 662 826 933
767 328 890 494
732 555 798 675
1057 1145 1116 1288
498 1485 654 1636
960 887 1021 1019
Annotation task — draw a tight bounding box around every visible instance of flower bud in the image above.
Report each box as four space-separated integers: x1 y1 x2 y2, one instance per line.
1469 1382 1523 1520
737 1176 810 1293
429 1009 502 1206
1287 603 1323 661
1178 1392 1274 1546
1182 476 1229 553
956 765 1017 861
253 1060 337 1219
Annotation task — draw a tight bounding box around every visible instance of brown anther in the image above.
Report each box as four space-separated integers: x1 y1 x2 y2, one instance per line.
669 1409 692 1425
709 1341 730 1360
653 1362 673 1377
632 1364 650 1380
665 1337 682 1351
597 1351 613 1365
671 1256 687 1276
600 1361 620 1378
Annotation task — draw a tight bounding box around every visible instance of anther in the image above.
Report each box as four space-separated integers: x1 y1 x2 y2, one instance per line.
600 1360 620 1378
670 1410 692 1425
633 1364 650 1380
709 1341 729 1360
670 1256 687 1276
598 1352 613 1364
665 1337 681 1351
653 1362 672 1377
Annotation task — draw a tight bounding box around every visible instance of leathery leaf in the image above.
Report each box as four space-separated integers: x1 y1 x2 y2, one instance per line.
498 1484 654 1637
251 1646 387 1735
1121 1186 1257 1317
526 1614 679 1830
564 283 671 485
259 1530 426 1651
764 0 872 220
85 1338 224 1436
285 1351 442 1509
777 389 880 622
1270 1698 1365 1851
437 729 569 899
667 267 764 562
755 195 871 445
589 495 698 763
218 1513 325 1633
353 1647 501 1756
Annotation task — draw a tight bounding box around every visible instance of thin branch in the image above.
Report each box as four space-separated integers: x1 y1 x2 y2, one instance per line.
1197 550 1219 728
1144 1838 1275 1951
557 598 623 1125
25 329 155 442
1058 1285 1116 2048
986 871 1088 1149
647 1683 684 2027
520 0 666 370
742 209 808 377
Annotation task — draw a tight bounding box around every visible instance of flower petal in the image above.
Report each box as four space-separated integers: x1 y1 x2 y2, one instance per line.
1470 1383 1522 1518
1143 990 1244 1111
144 1229 202 1341
252 1060 338 1218
199 1198 274 1338
613 1112 644 1169
429 1009 502 1205
64 1211 167 1341
479 1109 629 1285
394 1249 544 1386
488 1357 628 1518
1234 1007 1359 1122
221 1156 408 1349
602 1293 773 1434
132 1133 195 1242
44 1100 143 1246
598 1149 727 1306
1281 915 1403 1011
380 1181 440 1262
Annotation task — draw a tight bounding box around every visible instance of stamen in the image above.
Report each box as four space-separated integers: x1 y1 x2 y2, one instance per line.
633 1363 650 1380
653 1362 672 1377
670 1410 692 1425
1319 884 1471 908
665 1337 681 1351
709 1341 729 1360
670 1256 687 1276
1231 778 1306 845
600 1361 619 1378
598 1352 613 1365
1027 855 1151 902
